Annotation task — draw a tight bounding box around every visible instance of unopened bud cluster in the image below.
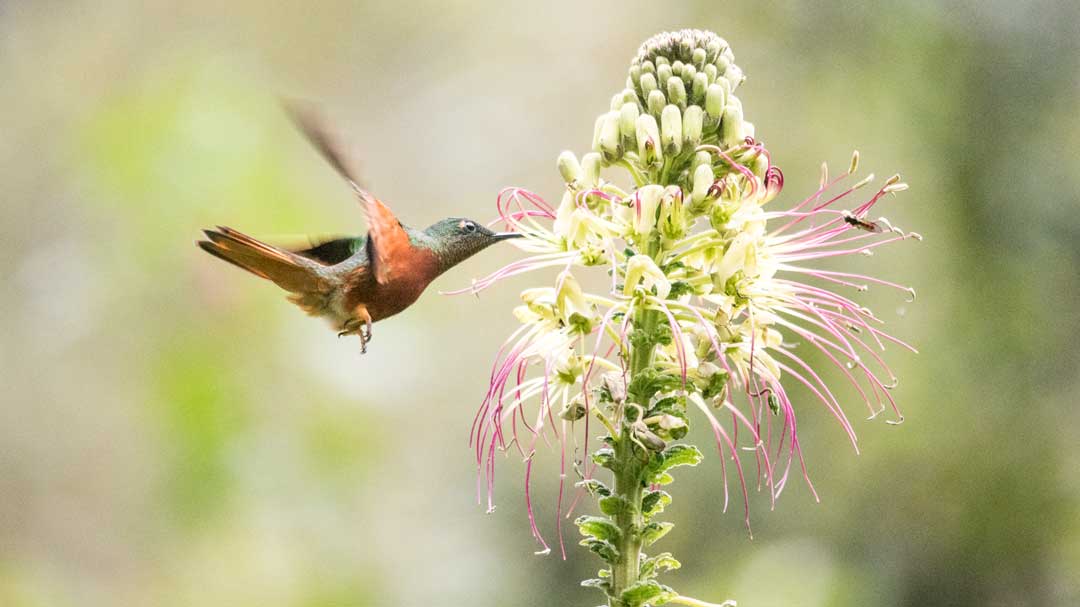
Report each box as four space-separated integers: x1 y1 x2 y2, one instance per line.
586 29 755 183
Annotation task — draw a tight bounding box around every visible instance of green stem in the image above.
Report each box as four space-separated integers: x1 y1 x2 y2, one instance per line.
610 238 663 606
610 426 646 604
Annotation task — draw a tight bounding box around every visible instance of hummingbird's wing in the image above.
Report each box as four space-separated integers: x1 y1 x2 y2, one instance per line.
285 102 410 284
269 234 367 266
293 235 366 265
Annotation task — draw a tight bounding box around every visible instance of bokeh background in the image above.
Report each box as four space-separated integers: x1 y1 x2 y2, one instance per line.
3 1 1079 606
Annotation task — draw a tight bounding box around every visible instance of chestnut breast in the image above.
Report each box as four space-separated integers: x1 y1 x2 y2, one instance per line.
343 244 442 322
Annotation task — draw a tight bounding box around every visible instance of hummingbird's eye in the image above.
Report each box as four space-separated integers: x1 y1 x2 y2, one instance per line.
461 221 478 234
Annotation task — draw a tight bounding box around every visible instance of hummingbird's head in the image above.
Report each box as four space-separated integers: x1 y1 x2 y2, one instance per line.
425 218 522 273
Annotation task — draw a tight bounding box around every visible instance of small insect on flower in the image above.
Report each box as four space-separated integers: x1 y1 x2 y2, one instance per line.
842 210 883 233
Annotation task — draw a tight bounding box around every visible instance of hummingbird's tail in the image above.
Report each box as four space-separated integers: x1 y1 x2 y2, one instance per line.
198 226 326 294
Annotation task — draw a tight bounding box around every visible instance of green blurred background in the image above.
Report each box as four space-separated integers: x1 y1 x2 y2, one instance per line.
2 1 1078 606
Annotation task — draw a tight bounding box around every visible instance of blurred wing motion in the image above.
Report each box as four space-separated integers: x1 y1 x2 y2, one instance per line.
284 101 411 284
270 233 368 265
292 235 367 265
198 226 329 297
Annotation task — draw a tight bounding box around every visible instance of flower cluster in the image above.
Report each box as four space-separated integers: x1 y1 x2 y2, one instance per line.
452 30 919 607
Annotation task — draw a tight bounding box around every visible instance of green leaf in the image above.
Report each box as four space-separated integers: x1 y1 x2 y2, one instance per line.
620 580 676 607
646 444 704 483
575 516 622 542
661 444 703 468
653 322 673 346
599 495 630 516
576 479 611 497
642 521 675 546
667 280 694 299
580 538 620 564
580 577 611 592
641 490 672 518
649 396 683 415
627 368 680 405
640 552 682 580
702 369 730 399
592 448 617 470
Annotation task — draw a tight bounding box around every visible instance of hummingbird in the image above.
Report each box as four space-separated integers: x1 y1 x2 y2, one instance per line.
197 105 521 353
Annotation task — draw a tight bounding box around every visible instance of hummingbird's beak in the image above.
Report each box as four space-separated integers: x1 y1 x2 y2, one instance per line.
492 231 524 241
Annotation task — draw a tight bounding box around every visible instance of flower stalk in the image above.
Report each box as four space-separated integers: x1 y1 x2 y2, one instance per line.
455 29 920 607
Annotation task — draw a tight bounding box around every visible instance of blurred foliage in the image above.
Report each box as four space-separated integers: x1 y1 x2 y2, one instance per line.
1 1 1078 606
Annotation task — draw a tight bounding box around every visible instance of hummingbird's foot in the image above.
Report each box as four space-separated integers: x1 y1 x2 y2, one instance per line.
337 322 357 338
346 305 374 354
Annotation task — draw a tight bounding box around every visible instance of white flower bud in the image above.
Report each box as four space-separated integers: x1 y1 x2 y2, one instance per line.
582 152 602 187
705 82 728 119
657 62 673 89
692 150 713 171
591 114 606 153
639 72 658 96
635 114 663 165
632 184 664 237
691 72 709 104
557 150 583 187
658 185 686 240
647 89 666 117
706 40 723 60
692 47 707 69
661 104 683 155
619 102 639 139
600 111 622 159
704 63 718 84
720 98 745 147
726 64 745 90
692 163 714 204
715 54 731 75
667 76 687 109
683 105 704 148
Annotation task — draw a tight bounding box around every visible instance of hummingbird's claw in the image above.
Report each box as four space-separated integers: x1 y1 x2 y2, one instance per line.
359 328 370 354
342 307 374 354
359 320 373 354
